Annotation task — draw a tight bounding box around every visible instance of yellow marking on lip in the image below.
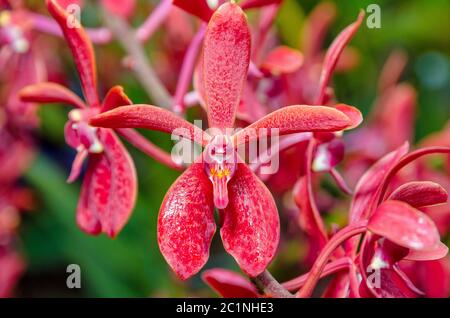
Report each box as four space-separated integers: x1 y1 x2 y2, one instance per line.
209 167 231 179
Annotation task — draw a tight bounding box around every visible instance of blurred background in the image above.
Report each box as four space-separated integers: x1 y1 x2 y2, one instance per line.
9 0 450 297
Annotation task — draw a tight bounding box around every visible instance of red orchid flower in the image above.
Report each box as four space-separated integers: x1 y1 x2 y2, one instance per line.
90 2 362 279
290 143 450 298
0 4 48 127
0 247 24 298
19 0 178 237
0 184 33 298
345 50 416 186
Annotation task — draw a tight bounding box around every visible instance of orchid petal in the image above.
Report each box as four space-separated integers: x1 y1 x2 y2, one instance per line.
240 0 282 10
334 104 363 129
0 251 25 298
378 49 408 93
293 176 328 249
407 259 450 298
349 143 409 224
302 1 336 58
158 163 216 280
202 268 259 298
101 0 136 19
368 200 441 251
312 139 345 172
77 129 136 237
377 84 416 149
233 105 361 146
101 85 132 112
64 120 81 149
316 11 364 104
55 0 84 9
203 2 251 130
388 181 448 208
261 46 304 75
19 82 87 109
89 105 210 146
374 267 424 298
67 148 88 183
405 242 448 261
47 0 100 107
220 164 279 277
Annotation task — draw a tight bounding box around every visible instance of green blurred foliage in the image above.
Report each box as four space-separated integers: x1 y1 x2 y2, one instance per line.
17 0 450 297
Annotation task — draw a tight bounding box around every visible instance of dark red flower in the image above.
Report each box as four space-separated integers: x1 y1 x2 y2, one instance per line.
90 2 361 279
19 0 179 237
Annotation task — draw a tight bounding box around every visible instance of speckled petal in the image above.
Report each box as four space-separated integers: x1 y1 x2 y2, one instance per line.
220 163 279 277
76 129 137 237
158 163 216 280
202 2 251 130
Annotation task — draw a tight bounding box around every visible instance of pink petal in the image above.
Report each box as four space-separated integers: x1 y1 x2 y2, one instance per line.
334 103 363 129
202 268 259 298
261 46 304 75
406 259 450 298
316 11 364 104
302 1 336 58
368 200 441 251
240 0 283 10
405 242 448 261
376 267 424 298
322 272 349 298
47 0 100 107
101 85 132 112
158 163 216 280
89 104 210 146
202 2 251 130
293 176 328 249
378 49 408 93
64 120 81 149
67 148 88 183
76 129 137 237
55 0 84 9
220 164 279 277
349 143 409 224
19 82 87 109
388 181 448 208
334 47 360 72
0 251 25 298
233 105 361 146
101 0 136 19
378 84 416 150
173 0 214 22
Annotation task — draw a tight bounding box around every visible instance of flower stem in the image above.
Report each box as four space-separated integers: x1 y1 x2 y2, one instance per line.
251 270 294 298
116 128 183 171
172 24 206 114
282 257 352 292
296 222 367 297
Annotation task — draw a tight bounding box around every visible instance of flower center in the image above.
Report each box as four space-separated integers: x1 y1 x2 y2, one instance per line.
204 135 236 209
68 109 103 153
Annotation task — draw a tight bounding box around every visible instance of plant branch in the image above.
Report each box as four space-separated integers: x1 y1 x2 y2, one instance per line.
102 11 172 108
250 270 294 298
296 222 367 298
116 128 183 171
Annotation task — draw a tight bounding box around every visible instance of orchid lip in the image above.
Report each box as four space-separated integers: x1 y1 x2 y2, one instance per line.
68 110 104 154
204 135 237 209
